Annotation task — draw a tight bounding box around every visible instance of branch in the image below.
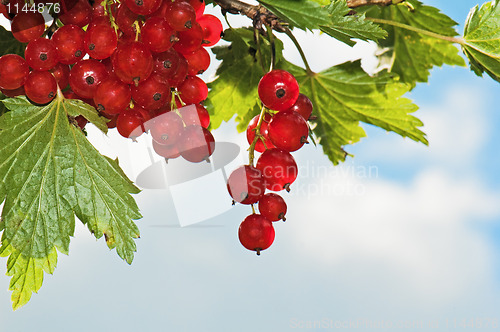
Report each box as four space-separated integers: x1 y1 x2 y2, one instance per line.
346 0 405 8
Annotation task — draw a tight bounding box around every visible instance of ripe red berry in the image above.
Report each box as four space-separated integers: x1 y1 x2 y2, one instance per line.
0 54 29 90
173 22 203 55
112 41 153 85
24 71 57 104
165 1 196 32
11 12 45 43
152 139 181 160
116 109 146 139
258 69 299 111
246 113 275 153
59 0 92 27
1 86 25 97
131 73 170 110
124 0 161 15
287 93 313 120
115 4 139 37
153 48 181 78
197 14 223 47
142 17 177 53
258 193 287 221
238 214 275 255
227 165 265 205
69 59 109 99
166 55 188 87
256 148 298 192
25 38 59 71
49 63 71 89
184 47 210 75
177 75 208 104
268 110 309 152
179 125 215 162
150 111 184 146
179 104 210 128
84 22 118 60
93 77 131 114
52 24 86 64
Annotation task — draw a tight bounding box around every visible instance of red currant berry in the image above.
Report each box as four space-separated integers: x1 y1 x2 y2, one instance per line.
179 125 215 163
150 111 184 145
24 71 57 104
256 148 298 192
238 214 275 255
100 111 119 128
75 115 88 129
93 77 131 115
184 47 210 75
287 93 313 120
0 54 29 90
177 75 208 104
268 110 309 152
59 0 92 27
197 14 223 47
258 193 287 221
116 109 146 139
84 22 118 60
179 103 210 128
142 17 177 53
246 113 275 153
131 73 170 111
166 54 188 87
258 69 299 111
112 41 153 86
153 48 181 78
153 139 181 160
11 12 45 43
49 63 70 89
69 59 109 99
25 38 59 71
1 86 25 97
115 4 139 37
173 22 203 55
165 1 196 32
52 24 86 65
227 165 265 205
124 0 161 15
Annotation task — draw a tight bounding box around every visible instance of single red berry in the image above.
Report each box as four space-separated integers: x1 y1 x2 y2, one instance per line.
100 111 119 128
131 73 170 110
116 109 146 139
93 77 131 114
166 54 188 87
153 139 181 160
49 63 71 89
115 4 140 37
142 17 177 53
197 14 223 47
258 193 287 221
59 0 92 27
177 75 208 104
184 47 210 75
179 104 210 128
25 38 59 71
24 71 57 104
268 110 309 152
238 214 275 255
75 115 88 129
165 1 196 32
0 54 29 90
1 86 25 97
179 125 215 163
153 48 181 79
124 0 161 15
246 113 275 153
69 59 109 99
258 69 299 111
287 93 313 120
256 148 298 192
173 22 203 55
227 165 265 205
84 22 118 60
11 12 45 43
112 41 154 85
150 111 184 146
52 24 86 65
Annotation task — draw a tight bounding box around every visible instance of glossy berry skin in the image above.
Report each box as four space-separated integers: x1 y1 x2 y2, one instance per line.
11 12 45 43
49 63 71 89
142 17 177 53
166 55 188 87
1 86 25 97
25 38 59 71
93 77 131 115
238 214 275 255
177 76 208 104
112 41 153 85
287 93 313 120
197 14 223 47
131 73 170 110
24 71 57 104
246 113 275 153
0 54 29 90
84 23 118 60
116 110 145 139
59 0 92 27
153 49 181 78
165 1 196 32
258 70 299 111
179 104 210 128
256 148 298 192
52 24 86 65
268 110 309 152
69 59 109 99
115 4 139 37
227 165 265 205
179 125 215 163
124 0 161 15
173 22 203 55
184 47 210 75
150 111 184 146
153 140 181 160
258 193 287 221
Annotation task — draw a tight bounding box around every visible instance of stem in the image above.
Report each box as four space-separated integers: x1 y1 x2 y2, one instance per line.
368 17 465 44
254 28 267 73
346 0 405 8
133 20 141 42
248 105 268 166
284 28 313 74
266 25 276 71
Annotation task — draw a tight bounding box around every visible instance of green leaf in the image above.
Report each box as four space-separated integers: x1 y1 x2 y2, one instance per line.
0 94 141 309
208 28 283 131
257 0 331 30
366 0 466 88
320 0 387 46
281 60 427 164
0 93 8 117
463 0 500 82
0 26 26 57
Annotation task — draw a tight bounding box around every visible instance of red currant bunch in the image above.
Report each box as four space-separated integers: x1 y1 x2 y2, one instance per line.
228 69 314 255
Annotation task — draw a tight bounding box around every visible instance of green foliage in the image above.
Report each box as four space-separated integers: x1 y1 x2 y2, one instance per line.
366 0 465 88
282 60 427 164
320 0 387 46
0 26 25 57
0 95 141 309
463 0 500 82
257 0 331 31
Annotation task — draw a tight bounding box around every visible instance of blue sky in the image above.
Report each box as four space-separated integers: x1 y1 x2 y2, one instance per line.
2 1 500 331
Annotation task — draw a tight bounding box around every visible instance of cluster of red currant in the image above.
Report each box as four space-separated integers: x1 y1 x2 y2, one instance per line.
0 0 222 163
227 69 313 255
